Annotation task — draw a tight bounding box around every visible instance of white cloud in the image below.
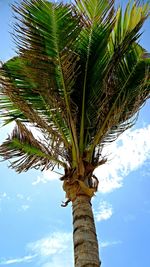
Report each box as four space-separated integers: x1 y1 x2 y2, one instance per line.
94 201 113 222
28 232 72 257
27 232 73 267
101 240 122 248
0 232 73 267
95 125 150 193
0 255 36 265
32 170 61 185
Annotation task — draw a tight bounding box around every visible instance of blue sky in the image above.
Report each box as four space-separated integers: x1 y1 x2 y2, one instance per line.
0 1 150 267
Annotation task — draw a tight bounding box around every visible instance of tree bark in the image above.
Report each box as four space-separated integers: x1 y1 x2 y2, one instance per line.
72 195 101 267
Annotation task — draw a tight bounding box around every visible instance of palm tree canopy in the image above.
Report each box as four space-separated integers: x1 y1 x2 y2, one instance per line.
0 0 150 176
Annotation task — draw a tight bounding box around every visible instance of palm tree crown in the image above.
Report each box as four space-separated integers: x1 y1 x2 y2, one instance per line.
0 0 150 183
0 1 150 266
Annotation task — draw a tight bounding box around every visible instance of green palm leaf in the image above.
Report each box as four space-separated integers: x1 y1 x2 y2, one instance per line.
12 0 81 164
74 0 115 154
0 120 67 172
0 1 82 168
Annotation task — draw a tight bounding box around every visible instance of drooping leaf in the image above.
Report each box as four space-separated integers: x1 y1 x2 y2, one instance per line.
0 120 67 172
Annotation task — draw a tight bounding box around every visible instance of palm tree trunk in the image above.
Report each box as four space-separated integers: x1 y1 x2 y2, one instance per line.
72 195 101 267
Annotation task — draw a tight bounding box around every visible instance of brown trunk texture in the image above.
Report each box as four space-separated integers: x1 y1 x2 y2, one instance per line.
72 195 101 267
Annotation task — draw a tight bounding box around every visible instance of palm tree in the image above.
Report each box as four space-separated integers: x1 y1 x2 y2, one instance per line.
0 0 150 266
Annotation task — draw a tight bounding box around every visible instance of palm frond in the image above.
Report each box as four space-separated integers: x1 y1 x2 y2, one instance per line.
12 0 81 165
0 62 69 147
0 120 67 172
90 46 150 152
80 1 150 158
74 0 115 154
